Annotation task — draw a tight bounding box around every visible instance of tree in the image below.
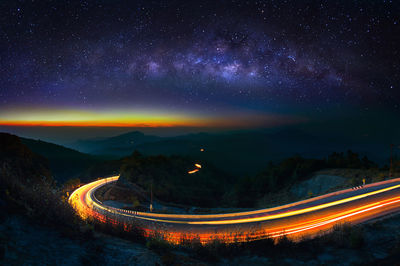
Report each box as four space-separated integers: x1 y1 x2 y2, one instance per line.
346 150 362 168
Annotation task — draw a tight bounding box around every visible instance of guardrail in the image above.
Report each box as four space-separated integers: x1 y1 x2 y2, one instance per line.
87 178 144 225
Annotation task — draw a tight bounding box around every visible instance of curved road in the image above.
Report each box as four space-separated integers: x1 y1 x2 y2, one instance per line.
69 176 400 244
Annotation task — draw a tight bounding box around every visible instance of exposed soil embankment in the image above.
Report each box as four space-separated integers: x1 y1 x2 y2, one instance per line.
290 174 346 198
289 168 399 199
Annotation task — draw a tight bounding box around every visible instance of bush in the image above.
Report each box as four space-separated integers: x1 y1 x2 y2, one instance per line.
161 252 176 265
146 236 171 253
349 228 365 249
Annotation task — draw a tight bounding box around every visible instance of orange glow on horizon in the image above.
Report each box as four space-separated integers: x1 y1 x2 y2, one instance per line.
0 107 305 128
0 120 201 127
0 108 213 127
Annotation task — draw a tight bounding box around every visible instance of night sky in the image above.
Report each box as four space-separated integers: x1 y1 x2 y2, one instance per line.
0 1 399 132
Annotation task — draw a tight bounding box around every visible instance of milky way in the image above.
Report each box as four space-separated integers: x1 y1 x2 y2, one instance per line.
0 0 399 124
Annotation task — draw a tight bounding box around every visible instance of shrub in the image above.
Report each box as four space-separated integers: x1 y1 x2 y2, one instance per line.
349 228 365 249
146 236 171 253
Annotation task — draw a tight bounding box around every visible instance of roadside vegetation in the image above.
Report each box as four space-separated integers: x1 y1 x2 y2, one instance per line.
130 220 394 264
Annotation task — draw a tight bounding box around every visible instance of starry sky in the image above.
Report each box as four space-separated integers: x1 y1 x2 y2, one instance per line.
0 1 399 131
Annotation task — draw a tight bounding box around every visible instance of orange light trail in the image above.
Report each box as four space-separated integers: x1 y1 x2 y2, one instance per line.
69 176 400 244
188 169 199 174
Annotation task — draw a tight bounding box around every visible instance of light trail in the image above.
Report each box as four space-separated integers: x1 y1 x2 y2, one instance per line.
69 175 400 244
188 169 199 174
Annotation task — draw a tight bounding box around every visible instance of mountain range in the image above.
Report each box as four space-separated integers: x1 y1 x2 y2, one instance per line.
67 129 391 177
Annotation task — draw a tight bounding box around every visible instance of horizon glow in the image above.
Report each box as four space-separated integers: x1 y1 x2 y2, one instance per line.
1 1 398 136
0 107 303 128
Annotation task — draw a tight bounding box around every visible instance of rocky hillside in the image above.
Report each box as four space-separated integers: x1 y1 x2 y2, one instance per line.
290 174 347 198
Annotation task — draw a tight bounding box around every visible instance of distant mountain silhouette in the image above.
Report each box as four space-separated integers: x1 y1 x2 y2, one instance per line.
132 129 324 176
68 129 389 177
70 131 161 156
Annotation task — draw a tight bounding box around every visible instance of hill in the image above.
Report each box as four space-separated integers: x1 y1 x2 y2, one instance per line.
0 133 52 184
20 137 104 183
109 149 382 209
117 151 232 207
0 132 77 226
